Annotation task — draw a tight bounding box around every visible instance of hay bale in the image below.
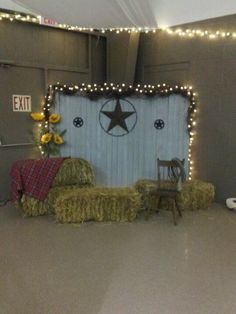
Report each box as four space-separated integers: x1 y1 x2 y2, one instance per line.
178 180 215 210
134 179 214 211
55 187 141 223
20 184 93 217
19 157 95 217
52 158 95 187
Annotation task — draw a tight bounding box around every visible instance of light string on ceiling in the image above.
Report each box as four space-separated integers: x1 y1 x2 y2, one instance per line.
0 9 236 40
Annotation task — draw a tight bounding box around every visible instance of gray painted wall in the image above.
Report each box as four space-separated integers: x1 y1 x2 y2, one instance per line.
135 14 236 202
0 20 106 200
107 32 140 84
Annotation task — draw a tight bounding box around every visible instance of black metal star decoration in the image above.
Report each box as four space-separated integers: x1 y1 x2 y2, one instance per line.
101 99 135 132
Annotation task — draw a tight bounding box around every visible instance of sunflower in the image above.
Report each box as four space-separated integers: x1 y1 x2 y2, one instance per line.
41 133 52 144
31 112 45 121
53 134 64 145
49 113 61 124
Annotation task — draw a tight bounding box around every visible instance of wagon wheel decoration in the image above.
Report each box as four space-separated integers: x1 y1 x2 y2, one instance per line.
73 117 84 128
154 119 165 130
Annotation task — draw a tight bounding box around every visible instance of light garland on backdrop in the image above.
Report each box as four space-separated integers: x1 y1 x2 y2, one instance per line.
1 9 236 40
37 82 197 180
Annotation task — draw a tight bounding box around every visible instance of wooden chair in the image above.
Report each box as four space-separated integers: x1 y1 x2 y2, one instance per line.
146 159 184 225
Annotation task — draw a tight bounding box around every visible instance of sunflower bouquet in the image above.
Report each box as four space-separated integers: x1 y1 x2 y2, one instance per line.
31 112 66 157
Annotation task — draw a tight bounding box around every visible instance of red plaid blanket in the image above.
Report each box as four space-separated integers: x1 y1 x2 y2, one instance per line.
10 158 65 201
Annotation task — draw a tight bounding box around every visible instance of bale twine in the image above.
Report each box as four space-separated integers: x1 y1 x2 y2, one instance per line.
55 187 141 223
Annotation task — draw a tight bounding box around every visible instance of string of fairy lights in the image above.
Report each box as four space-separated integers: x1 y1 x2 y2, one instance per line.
1 9 201 179
1 9 236 41
38 83 197 180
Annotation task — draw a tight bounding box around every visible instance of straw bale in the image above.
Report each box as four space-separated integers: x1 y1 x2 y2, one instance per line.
55 187 141 223
19 157 95 217
20 185 92 217
178 180 215 210
134 179 214 211
52 158 95 187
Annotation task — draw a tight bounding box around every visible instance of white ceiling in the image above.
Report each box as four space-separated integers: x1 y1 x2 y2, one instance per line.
1 0 236 28
0 0 33 14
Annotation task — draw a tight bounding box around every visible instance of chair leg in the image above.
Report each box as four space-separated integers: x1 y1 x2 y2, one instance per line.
145 207 151 220
157 196 162 210
145 194 161 220
175 197 182 217
171 200 177 225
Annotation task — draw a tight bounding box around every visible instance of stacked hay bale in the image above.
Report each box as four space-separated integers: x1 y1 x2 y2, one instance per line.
20 158 95 217
55 187 141 223
19 158 214 221
134 179 215 211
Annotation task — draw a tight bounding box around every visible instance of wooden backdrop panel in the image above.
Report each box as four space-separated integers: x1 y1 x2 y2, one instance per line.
55 94 189 186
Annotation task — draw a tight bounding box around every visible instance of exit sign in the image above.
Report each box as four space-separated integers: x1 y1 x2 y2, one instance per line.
12 95 31 112
40 16 57 27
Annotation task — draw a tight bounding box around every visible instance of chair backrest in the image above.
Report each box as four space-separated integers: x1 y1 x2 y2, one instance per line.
157 159 185 191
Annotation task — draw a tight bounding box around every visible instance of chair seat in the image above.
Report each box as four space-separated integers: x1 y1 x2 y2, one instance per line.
156 189 179 196
150 189 179 197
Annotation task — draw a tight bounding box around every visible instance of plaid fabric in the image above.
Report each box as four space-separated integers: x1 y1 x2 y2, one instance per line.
10 158 65 201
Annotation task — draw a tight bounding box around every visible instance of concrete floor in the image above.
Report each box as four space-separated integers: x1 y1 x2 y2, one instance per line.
1 203 236 314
